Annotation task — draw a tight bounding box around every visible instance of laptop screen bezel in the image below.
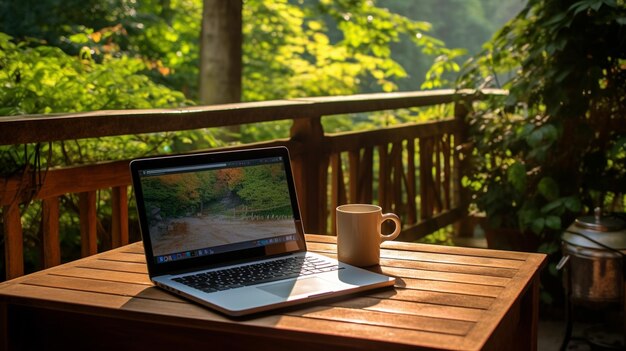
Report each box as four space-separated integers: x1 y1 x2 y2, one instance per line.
130 146 308 278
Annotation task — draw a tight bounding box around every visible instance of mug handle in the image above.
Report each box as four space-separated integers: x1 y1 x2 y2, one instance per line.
379 213 401 243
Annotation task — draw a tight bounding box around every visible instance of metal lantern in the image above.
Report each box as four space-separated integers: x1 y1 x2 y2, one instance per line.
559 208 626 350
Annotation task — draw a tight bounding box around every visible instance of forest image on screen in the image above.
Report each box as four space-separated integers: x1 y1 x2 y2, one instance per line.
142 163 295 256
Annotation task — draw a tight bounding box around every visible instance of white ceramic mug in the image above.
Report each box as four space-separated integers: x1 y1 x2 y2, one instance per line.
336 204 401 267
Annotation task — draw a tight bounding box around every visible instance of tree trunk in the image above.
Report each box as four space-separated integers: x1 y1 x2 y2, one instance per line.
199 0 242 105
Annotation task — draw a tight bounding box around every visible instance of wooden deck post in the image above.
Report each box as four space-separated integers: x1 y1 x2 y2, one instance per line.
453 97 473 237
290 116 329 234
111 186 129 248
79 192 98 257
405 140 417 224
378 144 390 211
42 197 61 268
329 153 347 234
2 204 24 279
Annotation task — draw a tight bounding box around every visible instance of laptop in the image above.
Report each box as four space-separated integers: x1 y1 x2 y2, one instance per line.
130 146 396 316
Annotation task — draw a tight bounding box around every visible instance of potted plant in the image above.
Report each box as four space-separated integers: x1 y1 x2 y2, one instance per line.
461 92 583 252
457 0 626 254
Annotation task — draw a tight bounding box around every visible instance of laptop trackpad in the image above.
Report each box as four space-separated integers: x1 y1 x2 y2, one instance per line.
258 277 333 298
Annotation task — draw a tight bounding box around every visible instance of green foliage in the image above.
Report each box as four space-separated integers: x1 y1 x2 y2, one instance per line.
0 0 202 98
378 0 523 91
242 0 454 100
0 0 135 51
1 0 470 146
124 0 203 99
0 32 199 175
1 0 467 105
0 22 232 165
458 0 626 251
0 0 513 279
238 0 467 139
418 226 454 246
0 33 189 115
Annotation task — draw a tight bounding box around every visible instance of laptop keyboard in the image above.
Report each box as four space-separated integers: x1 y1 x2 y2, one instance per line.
173 255 342 293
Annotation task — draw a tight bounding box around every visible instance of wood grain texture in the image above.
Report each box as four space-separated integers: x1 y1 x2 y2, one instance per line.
0 90 506 146
0 235 546 351
79 191 98 257
2 205 23 279
111 186 129 248
42 197 61 268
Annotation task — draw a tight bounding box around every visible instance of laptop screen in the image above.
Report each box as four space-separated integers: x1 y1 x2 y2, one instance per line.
137 156 300 265
130 147 307 275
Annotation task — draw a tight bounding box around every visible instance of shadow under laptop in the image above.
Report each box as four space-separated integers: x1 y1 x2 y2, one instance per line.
120 271 399 322
248 284 399 321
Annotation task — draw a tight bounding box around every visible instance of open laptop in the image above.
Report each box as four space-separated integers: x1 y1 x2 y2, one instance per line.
130 146 395 316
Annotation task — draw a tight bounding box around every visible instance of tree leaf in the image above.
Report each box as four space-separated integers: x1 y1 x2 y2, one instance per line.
563 196 582 212
538 177 559 200
531 217 545 234
506 162 526 192
541 199 563 214
545 215 562 229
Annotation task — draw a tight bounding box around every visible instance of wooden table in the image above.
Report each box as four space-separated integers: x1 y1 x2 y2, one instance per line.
0 234 546 351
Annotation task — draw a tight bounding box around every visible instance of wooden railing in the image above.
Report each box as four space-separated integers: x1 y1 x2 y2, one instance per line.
0 89 504 280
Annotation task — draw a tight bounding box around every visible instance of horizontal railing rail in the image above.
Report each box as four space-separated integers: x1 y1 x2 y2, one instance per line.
0 89 493 145
0 89 506 280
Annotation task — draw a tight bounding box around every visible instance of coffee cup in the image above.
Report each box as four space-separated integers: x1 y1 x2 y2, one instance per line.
336 204 401 267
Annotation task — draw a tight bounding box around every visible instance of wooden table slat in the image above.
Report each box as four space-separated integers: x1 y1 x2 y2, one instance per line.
368 288 495 310
307 242 526 269
285 305 474 336
17 275 181 302
327 296 484 322
396 277 505 298
379 257 518 278
306 234 532 260
50 266 153 285
383 266 511 287
75 260 148 274
97 252 147 263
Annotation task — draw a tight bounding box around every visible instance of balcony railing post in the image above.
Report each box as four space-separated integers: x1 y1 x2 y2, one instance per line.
111 186 129 248
42 197 61 268
2 204 24 279
79 192 98 257
453 97 473 237
290 116 329 234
